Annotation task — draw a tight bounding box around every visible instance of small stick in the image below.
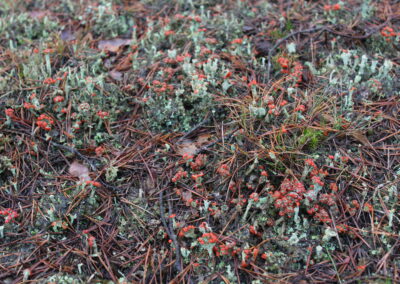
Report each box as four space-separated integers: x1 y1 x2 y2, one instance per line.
159 188 182 274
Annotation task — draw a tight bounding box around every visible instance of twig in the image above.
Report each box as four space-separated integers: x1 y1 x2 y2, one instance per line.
196 127 239 155
177 114 211 143
48 140 97 171
159 188 182 274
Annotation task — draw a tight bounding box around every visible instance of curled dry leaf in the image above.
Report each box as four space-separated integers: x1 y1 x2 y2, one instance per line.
255 40 272 56
347 130 373 148
109 69 123 81
98 38 131 52
61 29 76 41
122 2 147 13
176 139 198 157
114 54 134 71
176 134 213 157
29 11 50 19
69 161 90 181
195 133 212 147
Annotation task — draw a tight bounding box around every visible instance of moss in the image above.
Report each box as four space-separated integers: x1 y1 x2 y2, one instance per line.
298 128 324 150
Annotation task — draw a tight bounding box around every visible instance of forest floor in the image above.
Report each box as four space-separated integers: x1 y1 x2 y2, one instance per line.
0 0 399 283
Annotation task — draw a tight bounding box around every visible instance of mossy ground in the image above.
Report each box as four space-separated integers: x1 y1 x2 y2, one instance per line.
0 0 399 283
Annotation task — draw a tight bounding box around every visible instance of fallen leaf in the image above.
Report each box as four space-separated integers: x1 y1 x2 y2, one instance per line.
242 24 257 35
194 133 212 147
122 2 147 13
114 54 133 71
98 38 131 52
301 66 314 85
61 29 75 41
144 175 155 190
29 11 50 19
109 69 123 81
103 58 114 69
220 274 231 284
320 114 336 124
69 161 90 181
176 139 198 156
255 40 272 56
347 130 372 147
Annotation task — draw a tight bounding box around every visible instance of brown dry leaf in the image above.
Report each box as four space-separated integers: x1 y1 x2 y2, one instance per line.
29 11 50 19
98 38 131 52
109 69 123 81
144 175 155 190
320 114 336 124
103 58 114 69
176 139 198 156
61 29 75 41
255 40 272 56
219 274 231 284
347 130 372 147
114 54 133 71
220 52 248 71
69 161 90 181
195 133 212 147
123 2 147 13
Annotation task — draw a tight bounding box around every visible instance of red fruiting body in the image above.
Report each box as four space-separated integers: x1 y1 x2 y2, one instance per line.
172 170 188 183
88 236 95 247
381 26 396 37
178 225 195 237
270 178 306 217
5 108 15 118
95 146 105 156
277 57 289 69
231 38 243 44
190 154 207 170
192 172 204 181
247 79 257 87
249 192 259 202
43 78 56 84
24 102 36 109
295 105 306 112
53 96 65 103
0 208 19 223
97 111 109 119
217 164 230 177
36 114 54 131
164 30 175 36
